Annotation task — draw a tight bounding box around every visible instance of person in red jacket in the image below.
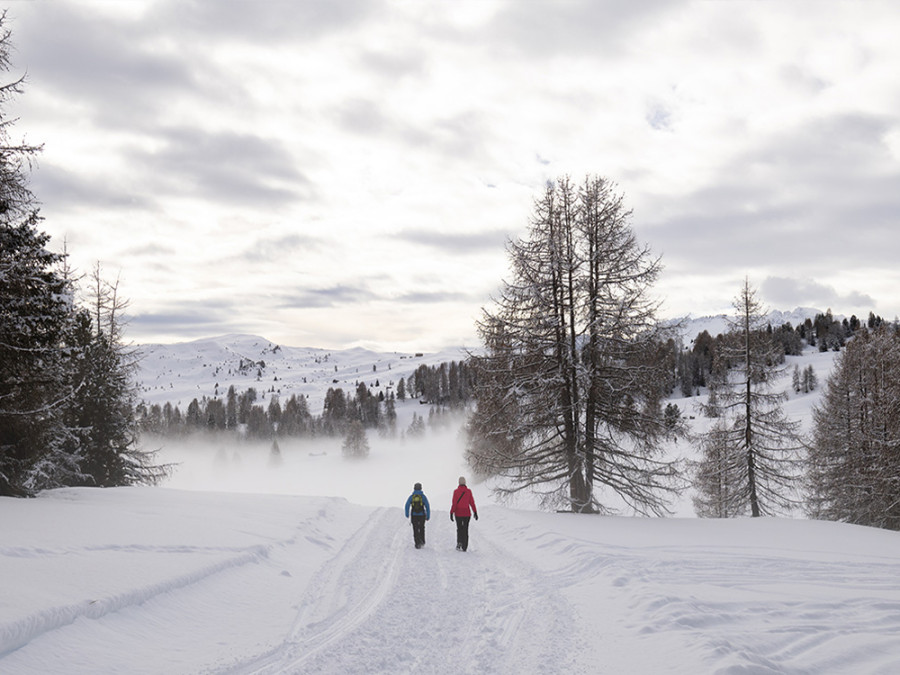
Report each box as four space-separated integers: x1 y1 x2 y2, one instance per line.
450 476 478 551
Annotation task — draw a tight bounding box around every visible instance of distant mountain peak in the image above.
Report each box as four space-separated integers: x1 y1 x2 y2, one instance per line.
668 307 828 343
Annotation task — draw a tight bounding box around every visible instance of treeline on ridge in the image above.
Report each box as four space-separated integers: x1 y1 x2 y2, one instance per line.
673 309 886 398
137 361 476 440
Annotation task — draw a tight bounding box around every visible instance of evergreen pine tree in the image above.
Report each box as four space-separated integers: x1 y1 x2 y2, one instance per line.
407 412 426 438
269 439 283 467
664 403 681 431
803 365 818 393
382 394 397 437
0 16 78 496
279 394 311 437
0 214 83 495
246 405 271 439
225 385 238 430
342 421 369 459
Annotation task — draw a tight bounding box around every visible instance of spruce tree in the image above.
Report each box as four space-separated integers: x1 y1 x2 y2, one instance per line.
278 394 311 437
342 421 369 459
0 17 78 495
803 365 818 393
269 439 283 467
0 215 81 495
407 413 426 438
225 385 238 430
382 394 397 437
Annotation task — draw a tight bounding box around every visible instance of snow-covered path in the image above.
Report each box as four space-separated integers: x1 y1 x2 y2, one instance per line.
224 509 581 675
3 488 900 674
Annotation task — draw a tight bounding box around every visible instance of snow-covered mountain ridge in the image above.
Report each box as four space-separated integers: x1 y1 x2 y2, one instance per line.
135 309 827 410
135 333 468 412
668 306 827 345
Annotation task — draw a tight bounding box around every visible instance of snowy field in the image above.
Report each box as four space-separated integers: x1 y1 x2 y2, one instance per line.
4 336 900 673
3 485 900 674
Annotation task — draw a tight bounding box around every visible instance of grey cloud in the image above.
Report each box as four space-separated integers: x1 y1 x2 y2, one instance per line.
128 302 242 340
740 113 894 179
779 64 829 96
333 99 487 162
646 102 673 131
279 285 380 309
32 163 155 213
131 310 223 329
431 112 491 162
394 228 510 254
120 243 178 259
337 98 390 136
398 291 475 304
243 234 321 262
15 4 199 129
132 127 314 207
642 112 900 273
761 277 875 311
357 46 429 82
15 0 382 136
148 0 382 44
333 97 429 151
486 0 679 58
279 281 484 311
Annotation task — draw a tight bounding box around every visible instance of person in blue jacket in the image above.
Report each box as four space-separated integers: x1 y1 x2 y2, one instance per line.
404 482 431 549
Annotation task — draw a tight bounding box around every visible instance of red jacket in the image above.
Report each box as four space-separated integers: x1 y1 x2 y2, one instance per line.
451 485 477 518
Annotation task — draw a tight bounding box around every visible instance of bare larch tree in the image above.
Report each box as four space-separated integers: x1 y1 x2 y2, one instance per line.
467 175 679 514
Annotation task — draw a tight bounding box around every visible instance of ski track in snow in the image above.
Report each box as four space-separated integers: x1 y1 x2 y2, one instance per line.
0 493 373 674
220 509 581 675
628 551 900 674
487 514 900 674
0 543 273 659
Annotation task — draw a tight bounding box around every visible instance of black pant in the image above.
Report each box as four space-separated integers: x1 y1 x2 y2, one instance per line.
411 514 426 548
455 516 471 551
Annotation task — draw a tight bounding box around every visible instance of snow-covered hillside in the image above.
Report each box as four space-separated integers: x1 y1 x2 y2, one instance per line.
134 309 825 413
136 334 469 412
669 306 825 346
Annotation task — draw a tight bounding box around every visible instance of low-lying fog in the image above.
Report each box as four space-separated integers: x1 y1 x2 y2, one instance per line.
149 413 482 511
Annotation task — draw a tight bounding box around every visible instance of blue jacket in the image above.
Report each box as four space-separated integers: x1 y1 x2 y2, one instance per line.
405 490 430 519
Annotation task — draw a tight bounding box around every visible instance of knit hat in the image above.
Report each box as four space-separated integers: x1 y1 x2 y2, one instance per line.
414 482 422 490
459 476 466 486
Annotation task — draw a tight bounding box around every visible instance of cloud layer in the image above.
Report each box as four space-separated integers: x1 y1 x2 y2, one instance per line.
7 0 900 349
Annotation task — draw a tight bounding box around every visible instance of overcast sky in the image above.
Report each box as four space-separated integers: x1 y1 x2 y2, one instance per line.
7 1 900 350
